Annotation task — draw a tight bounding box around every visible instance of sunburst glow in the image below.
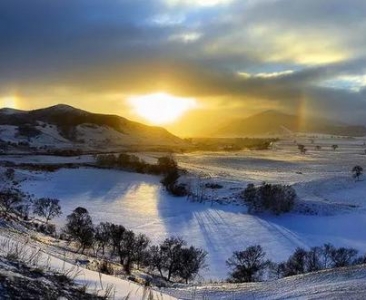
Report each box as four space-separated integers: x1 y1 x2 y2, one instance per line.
127 92 197 125
0 96 18 109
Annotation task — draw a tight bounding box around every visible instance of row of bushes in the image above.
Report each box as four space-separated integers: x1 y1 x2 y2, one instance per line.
96 154 189 197
95 153 178 175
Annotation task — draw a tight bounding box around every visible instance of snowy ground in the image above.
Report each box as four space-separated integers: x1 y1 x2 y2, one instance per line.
14 137 366 281
0 228 176 300
163 264 366 299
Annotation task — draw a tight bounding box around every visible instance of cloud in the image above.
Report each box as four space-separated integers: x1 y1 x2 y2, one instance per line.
1 0 366 128
164 0 234 7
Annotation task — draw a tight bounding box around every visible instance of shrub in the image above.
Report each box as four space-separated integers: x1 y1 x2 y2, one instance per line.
241 182 296 215
98 260 114 275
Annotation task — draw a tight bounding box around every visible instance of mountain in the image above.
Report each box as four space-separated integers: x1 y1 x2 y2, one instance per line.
0 104 184 150
215 110 366 137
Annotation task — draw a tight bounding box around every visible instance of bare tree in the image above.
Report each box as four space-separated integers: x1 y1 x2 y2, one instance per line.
64 207 94 253
33 198 62 223
226 245 268 282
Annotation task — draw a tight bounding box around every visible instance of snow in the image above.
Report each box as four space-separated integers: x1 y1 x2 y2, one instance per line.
163 264 366 299
0 154 95 164
0 136 361 283
0 230 176 300
20 168 366 280
0 108 25 115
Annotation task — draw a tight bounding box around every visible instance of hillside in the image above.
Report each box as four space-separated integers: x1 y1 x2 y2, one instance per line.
0 104 185 151
166 264 366 299
216 110 366 137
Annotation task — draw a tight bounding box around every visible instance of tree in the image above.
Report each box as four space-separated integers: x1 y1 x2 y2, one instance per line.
161 169 180 192
0 188 25 213
320 243 335 269
242 183 257 213
283 247 307 276
64 207 94 253
109 223 126 258
157 155 178 174
106 224 137 274
332 144 338 151
94 222 112 256
178 246 207 283
329 247 358 268
149 237 186 281
268 261 287 279
304 247 322 272
134 233 151 269
148 245 166 278
161 237 186 281
352 165 363 181
149 237 207 283
33 198 62 223
119 230 136 274
226 245 268 282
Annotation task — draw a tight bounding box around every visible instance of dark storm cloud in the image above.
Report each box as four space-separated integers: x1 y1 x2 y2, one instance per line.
0 0 173 80
1 0 366 123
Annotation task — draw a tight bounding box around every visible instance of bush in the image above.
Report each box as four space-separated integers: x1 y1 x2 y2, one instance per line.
38 223 56 235
98 260 114 275
17 124 41 138
240 182 296 215
0 187 29 213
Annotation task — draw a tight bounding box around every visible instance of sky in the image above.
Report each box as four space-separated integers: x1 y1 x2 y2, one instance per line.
1 0 366 136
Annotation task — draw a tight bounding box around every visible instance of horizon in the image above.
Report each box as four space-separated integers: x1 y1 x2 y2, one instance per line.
1 0 366 136
1 103 361 138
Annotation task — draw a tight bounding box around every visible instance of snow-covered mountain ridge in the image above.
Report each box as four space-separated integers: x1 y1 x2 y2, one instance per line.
0 104 184 151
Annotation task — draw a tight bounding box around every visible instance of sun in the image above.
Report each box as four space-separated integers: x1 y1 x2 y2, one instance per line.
127 92 197 125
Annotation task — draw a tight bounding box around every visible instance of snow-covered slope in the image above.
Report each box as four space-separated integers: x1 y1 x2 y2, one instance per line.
0 227 176 300
0 104 185 150
20 166 366 280
164 264 366 299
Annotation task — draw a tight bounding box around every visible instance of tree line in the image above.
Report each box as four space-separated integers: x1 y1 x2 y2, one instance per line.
96 154 189 197
227 243 366 283
0 180 207 284
63 207 207 283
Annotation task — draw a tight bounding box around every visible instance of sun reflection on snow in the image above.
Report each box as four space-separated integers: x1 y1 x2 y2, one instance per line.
116 183 160 218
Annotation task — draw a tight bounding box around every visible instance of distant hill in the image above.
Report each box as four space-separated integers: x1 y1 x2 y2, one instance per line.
0 104 184 151
216 110 366 137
